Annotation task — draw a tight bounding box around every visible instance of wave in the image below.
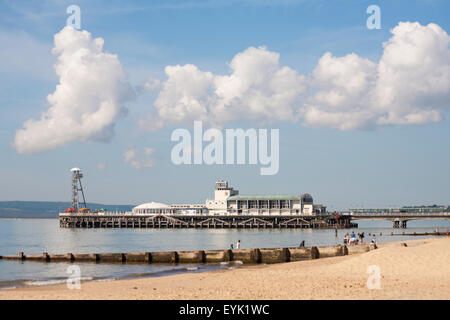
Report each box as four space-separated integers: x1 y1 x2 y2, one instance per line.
24 277 94 287
1 259 245 289
95 278 116 282
220 260 243 265
185 267 198 271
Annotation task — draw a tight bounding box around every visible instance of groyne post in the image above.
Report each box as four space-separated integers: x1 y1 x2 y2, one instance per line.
288 247 319 261
230 248 261 264
177 250 206 263
42 252 50 262
259 248 290 264
204 250 232 263
317 245 347 258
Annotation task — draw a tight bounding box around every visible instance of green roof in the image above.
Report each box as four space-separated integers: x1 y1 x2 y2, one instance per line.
228 194 300 201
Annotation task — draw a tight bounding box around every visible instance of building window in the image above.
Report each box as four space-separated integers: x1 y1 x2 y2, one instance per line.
280 200 290 208
269 200 279 209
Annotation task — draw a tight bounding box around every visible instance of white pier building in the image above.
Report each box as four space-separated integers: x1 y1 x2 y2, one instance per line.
132 180 326 216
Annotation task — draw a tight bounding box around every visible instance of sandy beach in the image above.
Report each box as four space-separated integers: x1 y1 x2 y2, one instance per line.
1 237 449 300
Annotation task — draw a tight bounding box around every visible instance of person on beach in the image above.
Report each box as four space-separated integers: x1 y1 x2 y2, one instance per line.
229 244 234 250
371 235 378 249
236 240 241 249
344 233 350 245
350 231 357 245
299 240 305 247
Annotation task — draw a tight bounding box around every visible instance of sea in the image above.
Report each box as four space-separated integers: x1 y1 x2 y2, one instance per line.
0 218 449 289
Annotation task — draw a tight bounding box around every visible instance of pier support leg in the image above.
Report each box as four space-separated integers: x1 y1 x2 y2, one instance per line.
393 220 400 228
401 220 407 229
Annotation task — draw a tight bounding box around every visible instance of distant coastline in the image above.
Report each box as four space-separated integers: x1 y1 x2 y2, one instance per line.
0 201 134 219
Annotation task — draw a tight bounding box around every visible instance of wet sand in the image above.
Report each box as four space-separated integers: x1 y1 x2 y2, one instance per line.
1 237 449 300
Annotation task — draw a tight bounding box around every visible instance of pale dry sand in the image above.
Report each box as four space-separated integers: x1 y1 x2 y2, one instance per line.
1 237 449 300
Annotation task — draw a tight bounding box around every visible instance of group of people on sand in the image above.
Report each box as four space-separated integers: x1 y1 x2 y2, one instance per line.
344 231 359 245
229 240 241 250
344 231 378 246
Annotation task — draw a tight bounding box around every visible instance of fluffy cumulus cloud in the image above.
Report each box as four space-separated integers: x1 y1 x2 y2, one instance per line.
123 146 155 169
303 21 450 129
374 22 450 125
148 46 306 128
144 21 449 131
210 47 306 124
304 52 377 130
13 26 135 154
13 21 450 153
154 64 214 124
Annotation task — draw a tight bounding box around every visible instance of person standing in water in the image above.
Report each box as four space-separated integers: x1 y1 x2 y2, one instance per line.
236 240 241 249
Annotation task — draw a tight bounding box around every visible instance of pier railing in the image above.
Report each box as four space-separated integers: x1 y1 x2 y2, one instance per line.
59 213 356 229
348 212 450 217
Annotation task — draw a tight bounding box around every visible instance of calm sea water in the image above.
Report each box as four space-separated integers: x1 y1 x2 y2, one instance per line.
1 218 449 288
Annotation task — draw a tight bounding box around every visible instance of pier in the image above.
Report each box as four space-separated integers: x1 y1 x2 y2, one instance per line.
349 212 450 228
59 214 356 229
58 210 450 230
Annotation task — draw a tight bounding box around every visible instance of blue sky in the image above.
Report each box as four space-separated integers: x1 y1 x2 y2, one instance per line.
0 0 449 210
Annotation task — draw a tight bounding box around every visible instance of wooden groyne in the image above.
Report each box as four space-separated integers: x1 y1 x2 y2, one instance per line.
0 244 373 265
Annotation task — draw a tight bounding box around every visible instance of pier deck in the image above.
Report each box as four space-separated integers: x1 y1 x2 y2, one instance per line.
349 212 450 228
59 214 356 229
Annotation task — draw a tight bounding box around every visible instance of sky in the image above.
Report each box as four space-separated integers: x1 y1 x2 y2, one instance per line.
0 0 449 210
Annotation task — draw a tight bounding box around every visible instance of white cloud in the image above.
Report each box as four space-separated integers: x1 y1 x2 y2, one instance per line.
211 46 306 124
375 22 449 125
304 52 377 130
303 22 450 130
123 146 155 169
143 77 162 92
13 26 135 154
144 21 449 131
154 64 214 124
147 46 306 127
97 162 106 171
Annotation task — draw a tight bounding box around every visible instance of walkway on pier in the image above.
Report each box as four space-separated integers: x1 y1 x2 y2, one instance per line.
348 212 450 228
